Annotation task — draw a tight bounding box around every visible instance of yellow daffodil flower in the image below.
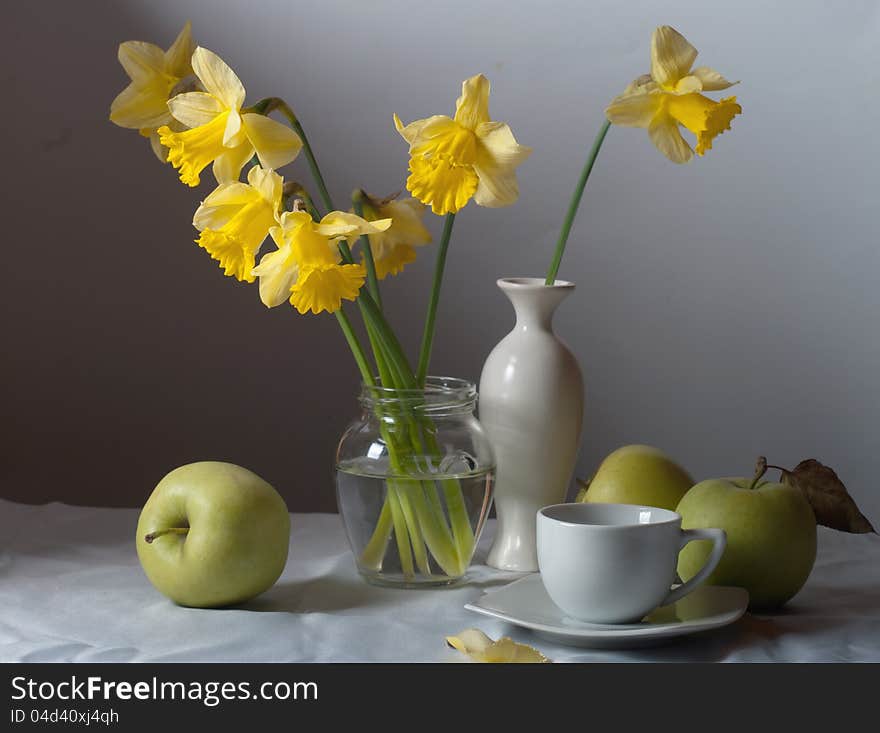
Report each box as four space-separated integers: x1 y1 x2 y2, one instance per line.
605 26 741 164
192 166 283 282
394 75 531 216
360 195 431 279
446 629 550 663
109 22 196 162
158 47 302 187
252 211 392 315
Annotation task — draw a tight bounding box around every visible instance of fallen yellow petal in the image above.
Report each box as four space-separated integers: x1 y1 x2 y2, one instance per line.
446 629 550 663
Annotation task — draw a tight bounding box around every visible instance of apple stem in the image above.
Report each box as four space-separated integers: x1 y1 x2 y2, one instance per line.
144 528 189 543
765 463 789 478
748 456 768 490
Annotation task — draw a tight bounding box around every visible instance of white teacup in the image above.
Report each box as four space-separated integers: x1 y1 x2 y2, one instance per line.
537 503 727 624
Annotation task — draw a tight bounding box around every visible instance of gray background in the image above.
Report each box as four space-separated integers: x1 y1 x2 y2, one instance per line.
2 0 878 521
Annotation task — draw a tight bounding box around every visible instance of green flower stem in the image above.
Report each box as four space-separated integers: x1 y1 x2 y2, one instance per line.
394 483 430 575
386 488 415 578
338 239 418 388
361 317 430 574
276 101 334 213
545 120 611 285
366 298 473 569
416 213 456 387
352 191 383 310
359 501 392 571
334 308 375 387
363 317 449 571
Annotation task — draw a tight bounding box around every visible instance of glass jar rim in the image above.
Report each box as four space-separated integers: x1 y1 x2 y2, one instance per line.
360 375 477 412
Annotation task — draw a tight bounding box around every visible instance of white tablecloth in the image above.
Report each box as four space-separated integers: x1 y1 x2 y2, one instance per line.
1 499 878 662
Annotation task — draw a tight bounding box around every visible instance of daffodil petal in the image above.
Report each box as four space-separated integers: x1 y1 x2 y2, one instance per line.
475 121 532 168
252 242 299 308
193 182 256 230
241 113 303 171
211 141 254 184
648 113 693 164
374 243 416 279
454 74 491 130
316 212 392 239
385 198 431 244
223 109 243 146
289 264 366 315
163 21 194 75
148 130 167 162
191 46 245 111
117 41 166 83
605 87 661 128
403 116 474 160
393 113 425 146
276 210 314 237
368 197 431 259
167 91 225 128
394 114 452 150
110 81 173 129
650 26 698 88
472 121 531 208
246 165 284 205
691 66 738 91
674 75 703 94
446 628 493 656
446 629 550 663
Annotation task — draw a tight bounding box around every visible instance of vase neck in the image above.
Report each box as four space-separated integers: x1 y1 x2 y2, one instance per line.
497 277 575 333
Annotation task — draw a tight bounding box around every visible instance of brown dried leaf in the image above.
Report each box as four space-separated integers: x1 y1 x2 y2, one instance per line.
782 459 875 534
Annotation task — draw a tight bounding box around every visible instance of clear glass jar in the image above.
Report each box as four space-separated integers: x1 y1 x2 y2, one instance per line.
336 377 495 587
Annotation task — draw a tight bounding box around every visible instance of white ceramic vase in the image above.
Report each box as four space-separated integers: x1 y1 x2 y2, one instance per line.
479 277 584 571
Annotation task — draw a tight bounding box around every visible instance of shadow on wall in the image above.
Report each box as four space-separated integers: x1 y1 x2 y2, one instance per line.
0 5 355 511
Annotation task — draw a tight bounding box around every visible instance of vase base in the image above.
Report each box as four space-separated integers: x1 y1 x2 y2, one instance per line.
486 557 538 573
487 535 540 572
358 570 467 589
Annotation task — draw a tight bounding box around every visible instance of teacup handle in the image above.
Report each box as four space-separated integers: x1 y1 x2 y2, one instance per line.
660 528 727 607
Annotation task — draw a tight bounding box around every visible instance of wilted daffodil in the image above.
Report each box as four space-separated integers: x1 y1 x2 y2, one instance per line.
394 74 531 216
158 47 302 186
446 629 550 663
192 166 283 282
252 211 391 315
359 194 431 279
605 26 741 163
109 21 196 161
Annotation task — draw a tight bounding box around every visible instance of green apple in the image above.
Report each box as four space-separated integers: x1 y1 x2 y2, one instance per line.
676 464 817 610
136 462 290 608
577 444 694 511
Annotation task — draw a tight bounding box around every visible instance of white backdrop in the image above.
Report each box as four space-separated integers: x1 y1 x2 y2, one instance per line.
2 0 878 520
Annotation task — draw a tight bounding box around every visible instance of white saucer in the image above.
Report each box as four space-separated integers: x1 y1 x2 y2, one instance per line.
465 574 748 649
